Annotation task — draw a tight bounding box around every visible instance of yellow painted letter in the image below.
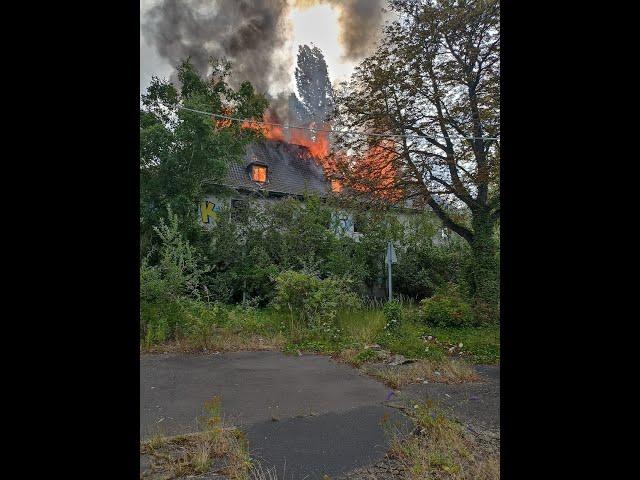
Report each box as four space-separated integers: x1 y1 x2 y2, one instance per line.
200 201 215 224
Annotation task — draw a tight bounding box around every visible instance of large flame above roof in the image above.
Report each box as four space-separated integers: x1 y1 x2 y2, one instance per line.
242 111 331 161
234 110 403 203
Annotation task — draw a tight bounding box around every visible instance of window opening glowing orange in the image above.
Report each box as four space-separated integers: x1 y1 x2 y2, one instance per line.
251 165 267 182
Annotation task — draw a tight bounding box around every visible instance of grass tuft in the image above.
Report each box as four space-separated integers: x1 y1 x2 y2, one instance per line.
141 395 253 479
363 358 480 389
387 400 499 479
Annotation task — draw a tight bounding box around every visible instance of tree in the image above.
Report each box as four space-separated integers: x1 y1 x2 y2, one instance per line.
294 45 335 125
140 58 268 253
332 0 500 319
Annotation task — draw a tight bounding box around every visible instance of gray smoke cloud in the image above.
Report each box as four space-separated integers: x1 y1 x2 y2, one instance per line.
142 0 291 94
142 0 387 121
332 0 387 61
142 0 386 81
294 0 387 61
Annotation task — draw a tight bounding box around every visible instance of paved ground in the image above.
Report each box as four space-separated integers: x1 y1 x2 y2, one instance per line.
141 352 410 479
399 364 500 431
140 353 499 479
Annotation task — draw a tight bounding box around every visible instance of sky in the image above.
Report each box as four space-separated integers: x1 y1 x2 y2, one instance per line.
140 0 376 96
287 4 355 93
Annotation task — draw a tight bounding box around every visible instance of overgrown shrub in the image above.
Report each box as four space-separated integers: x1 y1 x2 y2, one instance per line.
184 300 228 349
140 208 211 344
393 214 472 300
420 284 474 328
141 299 188 347
472 300 500 325
377 321 443 360
154 209 209 300
271 271 361 326
383 300 403 331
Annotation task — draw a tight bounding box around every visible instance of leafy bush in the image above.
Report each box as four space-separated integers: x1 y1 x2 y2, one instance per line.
354 348 378 365
420 284 474 328
393 214 472 300
140 209 211 344
271 271 361 326
377 321 444 360
184 301 228 349
471 300 500 325
141 299 187 347
383 300 403 331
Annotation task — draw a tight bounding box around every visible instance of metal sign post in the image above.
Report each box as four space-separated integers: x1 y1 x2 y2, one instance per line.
385 241 397 301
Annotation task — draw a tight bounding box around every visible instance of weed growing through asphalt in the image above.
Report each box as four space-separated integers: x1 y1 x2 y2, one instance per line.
140 395 253 479
386 400 499 479
363 358 480 389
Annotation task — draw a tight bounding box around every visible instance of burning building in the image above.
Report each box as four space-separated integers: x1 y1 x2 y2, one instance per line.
199 138 361 237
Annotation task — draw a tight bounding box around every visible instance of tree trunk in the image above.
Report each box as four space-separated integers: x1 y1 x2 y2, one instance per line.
469 211 499 322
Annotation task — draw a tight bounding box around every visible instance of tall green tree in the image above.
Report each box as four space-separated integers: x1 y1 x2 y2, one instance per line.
294 45 335 124
140 58 268 253
333 0 500 318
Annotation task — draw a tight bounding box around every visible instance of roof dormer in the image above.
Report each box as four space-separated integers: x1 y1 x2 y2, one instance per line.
247 160 268 184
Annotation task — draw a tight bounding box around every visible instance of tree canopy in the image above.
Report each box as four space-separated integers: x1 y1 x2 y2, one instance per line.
332 0 500 315
140 58 268 250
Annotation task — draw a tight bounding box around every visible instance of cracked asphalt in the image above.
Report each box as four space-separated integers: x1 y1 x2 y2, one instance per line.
141 351 409 479
140 352 499 479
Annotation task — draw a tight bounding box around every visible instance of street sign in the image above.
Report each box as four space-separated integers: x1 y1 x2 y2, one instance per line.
386 241 397 301
385 242 397 264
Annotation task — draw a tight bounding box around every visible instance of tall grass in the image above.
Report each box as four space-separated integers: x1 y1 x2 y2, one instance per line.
336 308 386 345
141 300 499 365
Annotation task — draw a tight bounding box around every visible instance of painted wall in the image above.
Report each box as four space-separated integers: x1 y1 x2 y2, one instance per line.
198 196 229 228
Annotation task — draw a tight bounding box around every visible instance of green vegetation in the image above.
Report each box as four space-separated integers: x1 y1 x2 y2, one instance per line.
141 396 255 480
383 300 403 331
386 400 499 479
139 57 499 370
138 211 499 363
420 283 475 328
140 58 268 256
332 0 500 318
272 270 362 326
426 325 500 365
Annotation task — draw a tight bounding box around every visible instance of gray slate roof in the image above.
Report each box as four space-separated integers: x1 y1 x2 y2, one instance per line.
225 140 329 197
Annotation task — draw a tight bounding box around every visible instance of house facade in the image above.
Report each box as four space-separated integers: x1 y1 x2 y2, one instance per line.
199 139 364 238
198 139 453 245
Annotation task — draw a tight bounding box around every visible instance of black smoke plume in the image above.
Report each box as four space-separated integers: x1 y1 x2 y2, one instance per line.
142 0 291 94
142 0 387 121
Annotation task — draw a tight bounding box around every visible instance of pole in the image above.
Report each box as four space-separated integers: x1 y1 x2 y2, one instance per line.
387 241 393 301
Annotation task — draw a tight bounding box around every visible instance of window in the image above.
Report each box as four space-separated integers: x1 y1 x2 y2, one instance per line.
331 179 342 192
231 198 246 220
231 198 245 209
251 165 267 183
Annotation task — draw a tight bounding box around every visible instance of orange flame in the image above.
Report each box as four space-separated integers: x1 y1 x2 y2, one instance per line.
236 109 403 203
215 107 234 129
242 111 331 159
337 141 404 203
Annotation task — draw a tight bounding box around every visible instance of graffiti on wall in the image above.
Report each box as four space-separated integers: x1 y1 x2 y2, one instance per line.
200 200 222 224
331 211 356 236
